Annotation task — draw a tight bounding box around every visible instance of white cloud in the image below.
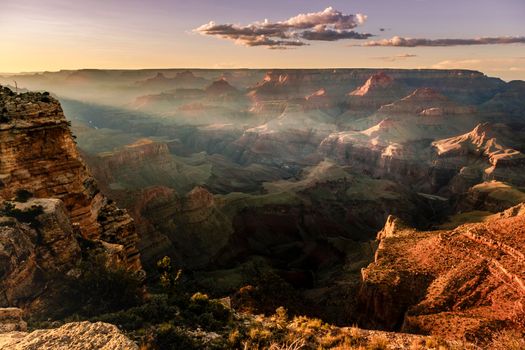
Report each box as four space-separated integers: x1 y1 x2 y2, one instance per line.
195 7 371 49
362 36 525 47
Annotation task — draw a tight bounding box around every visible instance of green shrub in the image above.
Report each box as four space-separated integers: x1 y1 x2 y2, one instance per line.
51 256 143 319
152 323 200 350
90 295 178 330
157 256 182 292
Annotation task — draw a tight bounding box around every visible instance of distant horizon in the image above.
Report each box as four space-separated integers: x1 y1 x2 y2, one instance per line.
2 67 520 83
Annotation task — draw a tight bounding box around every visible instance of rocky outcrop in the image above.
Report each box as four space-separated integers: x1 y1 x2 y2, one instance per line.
135 71 208 91
455 181 525 213
433 123 525 187
0 321 137 350
0 86 143 312
204 78 239 96
0 308 27 333
0 86 141 272
378 88 476 116
359 205 525 341
347 72 408 112
233 103 336 165
0 199 82 310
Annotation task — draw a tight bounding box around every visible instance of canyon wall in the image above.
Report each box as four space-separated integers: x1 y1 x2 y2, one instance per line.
0 86 143 311
358 205 525 340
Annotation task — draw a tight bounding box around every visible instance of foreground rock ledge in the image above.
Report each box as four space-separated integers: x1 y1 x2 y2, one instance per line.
0 321 137 350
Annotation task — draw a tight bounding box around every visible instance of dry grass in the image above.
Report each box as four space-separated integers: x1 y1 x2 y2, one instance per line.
366 334 389 350
490 329 525 350
268 337 307 350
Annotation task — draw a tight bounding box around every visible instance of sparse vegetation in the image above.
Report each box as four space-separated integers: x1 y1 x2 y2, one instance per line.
366 334 388 350
47 256 144 319
490 329 525 350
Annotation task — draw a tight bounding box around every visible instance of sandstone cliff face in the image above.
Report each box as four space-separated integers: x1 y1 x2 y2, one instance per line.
0 86 141 272
0 199 82 311
359 205 525 341
0 86 143 312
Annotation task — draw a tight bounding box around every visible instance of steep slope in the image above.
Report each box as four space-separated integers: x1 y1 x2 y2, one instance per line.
359 204 525 341
481 80 525 119
0 86 143 310
233 103 337 165
377 87 476 116
0 86 141 271
346 72 409 114
433 122 525 188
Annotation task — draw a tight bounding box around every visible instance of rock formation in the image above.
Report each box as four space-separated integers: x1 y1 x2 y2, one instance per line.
204 78 239 96
0 308 27 333
433 122 525 187
0 321 137 349
135 71 208 91
0 86 143 310
377 87 476 116
359 204 525 340
347 72 408 113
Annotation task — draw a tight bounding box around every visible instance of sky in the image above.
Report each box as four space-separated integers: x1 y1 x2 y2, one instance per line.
1 0 524 80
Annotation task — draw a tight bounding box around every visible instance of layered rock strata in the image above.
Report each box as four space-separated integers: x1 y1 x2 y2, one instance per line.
0 86 141 272
359 204 525 340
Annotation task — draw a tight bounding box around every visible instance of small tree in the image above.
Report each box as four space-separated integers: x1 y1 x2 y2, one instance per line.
156 256 182 291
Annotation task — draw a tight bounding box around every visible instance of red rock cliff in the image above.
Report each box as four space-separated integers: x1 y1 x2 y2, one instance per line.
0 86 142 272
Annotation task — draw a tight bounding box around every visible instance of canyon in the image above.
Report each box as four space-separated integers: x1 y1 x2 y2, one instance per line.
1 68 524 347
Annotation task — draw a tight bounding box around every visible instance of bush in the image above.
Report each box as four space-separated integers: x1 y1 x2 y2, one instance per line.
152 323 199 350
51 256 144 318
90 295 178 330
184 292 231 331
157 256 182 289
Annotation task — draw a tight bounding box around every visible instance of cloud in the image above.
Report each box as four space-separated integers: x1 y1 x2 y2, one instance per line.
301 29 372 41
194 7 371 48
362 36 525 47
371 53 418 62
430 58 525 73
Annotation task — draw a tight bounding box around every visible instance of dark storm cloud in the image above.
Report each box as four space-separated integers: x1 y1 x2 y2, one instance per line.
301 29 372 41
